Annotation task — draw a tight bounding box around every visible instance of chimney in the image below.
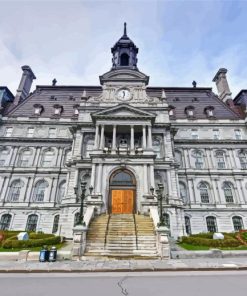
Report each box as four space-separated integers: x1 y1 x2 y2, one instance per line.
212 68 232 102
14 65 36 105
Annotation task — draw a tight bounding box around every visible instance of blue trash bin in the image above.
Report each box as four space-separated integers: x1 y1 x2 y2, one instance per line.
48 246 57 262
39 248 49 262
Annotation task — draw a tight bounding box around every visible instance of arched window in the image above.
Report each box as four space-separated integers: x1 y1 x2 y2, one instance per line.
7 180 24 202
0 147 10 166
206 216 217 232
163 213 170 228
0 214 12 230
74 212 80 227
52 215 60 233
193 150 204 169
223 182 234 203
232 216 243 231
26 214 38 232
238 151 247 169
33 180 48 202
41 149 55 167
18 149 32 167
110 170 135 186
57 181 66 203
199 182 209 203
179 182 187 204
216 151 226 169
185 216 191 235
120 53 129 66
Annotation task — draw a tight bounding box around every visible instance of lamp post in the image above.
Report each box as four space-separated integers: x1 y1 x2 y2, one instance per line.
74 181 93 226
152 183 169 227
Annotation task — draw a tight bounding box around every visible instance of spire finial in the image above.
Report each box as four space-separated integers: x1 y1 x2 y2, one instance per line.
123 22 127 36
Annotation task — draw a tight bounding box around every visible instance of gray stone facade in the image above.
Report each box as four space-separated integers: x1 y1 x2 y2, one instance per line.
0 25 247 239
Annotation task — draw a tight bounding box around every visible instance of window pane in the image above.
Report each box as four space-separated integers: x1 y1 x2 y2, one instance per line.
52 215 60 233
26 215 38 232
0 214 11 230
224 183 234 203
185 217 191 235
232 216 243 231
206 217 217 232
200 183 209 203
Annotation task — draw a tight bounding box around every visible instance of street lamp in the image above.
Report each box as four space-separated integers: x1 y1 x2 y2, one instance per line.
153 183 169 227
74 181 90 226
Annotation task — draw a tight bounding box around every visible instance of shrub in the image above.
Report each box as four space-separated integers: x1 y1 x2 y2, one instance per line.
2 234 61 249
181 236 241 248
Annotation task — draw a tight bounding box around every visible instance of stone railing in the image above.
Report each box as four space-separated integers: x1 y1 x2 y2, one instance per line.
72 205 96 259
149 206 170 259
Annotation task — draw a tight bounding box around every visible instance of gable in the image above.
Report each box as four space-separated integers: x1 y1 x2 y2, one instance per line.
91 104 156 122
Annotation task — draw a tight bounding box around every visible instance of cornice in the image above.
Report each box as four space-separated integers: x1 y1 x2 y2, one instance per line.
0 137 72 144
175 139 247 145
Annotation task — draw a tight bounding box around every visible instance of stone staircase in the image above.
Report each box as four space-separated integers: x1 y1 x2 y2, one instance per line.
84 214 158 259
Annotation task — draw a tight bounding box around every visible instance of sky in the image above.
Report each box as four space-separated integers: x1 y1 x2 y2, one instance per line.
0 0 247 97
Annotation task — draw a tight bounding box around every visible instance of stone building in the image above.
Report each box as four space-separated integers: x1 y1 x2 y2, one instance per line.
0 24 247 247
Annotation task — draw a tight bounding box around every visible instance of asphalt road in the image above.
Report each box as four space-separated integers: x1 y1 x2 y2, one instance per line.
0 271 246 296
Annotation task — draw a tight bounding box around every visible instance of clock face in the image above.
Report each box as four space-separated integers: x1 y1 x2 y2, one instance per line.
117 89 131 101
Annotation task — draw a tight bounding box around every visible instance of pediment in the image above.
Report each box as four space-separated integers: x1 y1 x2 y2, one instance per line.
99 69 149 85
91 104 156 122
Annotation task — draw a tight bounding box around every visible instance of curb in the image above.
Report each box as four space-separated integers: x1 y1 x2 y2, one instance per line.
1 266 247 273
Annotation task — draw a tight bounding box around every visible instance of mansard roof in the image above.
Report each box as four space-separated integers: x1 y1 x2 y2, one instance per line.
3 85 242 120
147 87 241 120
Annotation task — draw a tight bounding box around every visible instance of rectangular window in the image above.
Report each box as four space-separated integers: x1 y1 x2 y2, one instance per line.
5 127 13 137
191 129 198 140
27 127 34 138
235 129 242 140
48 128 56 138
213 129 220 140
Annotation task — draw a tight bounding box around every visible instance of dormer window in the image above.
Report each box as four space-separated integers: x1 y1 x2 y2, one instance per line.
73 105 79 116
33 104 43 115
204 106 214 118
53 104 63 115
185 106 195 118
168 106 175 117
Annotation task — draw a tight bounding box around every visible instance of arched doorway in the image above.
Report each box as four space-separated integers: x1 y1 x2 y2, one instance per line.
109 169 136 214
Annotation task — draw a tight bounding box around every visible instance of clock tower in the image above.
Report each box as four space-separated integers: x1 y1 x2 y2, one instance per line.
97 23 151 103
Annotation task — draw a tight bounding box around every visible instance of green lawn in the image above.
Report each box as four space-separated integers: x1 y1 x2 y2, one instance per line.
179 243 247 251
0 242 66 252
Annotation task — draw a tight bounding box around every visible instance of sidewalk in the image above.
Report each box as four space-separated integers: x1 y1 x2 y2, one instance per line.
1 257 247 273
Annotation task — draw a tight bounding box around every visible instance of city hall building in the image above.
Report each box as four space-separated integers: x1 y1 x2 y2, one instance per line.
1 24 247 248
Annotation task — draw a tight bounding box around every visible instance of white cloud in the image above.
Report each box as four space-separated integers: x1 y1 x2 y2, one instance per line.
0 0 246 98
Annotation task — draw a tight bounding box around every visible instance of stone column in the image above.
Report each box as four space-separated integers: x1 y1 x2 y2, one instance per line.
94 125 99 149
112 125 117 152
142 125 147 149
166 170 173 197
148 125 152 149
90 164 96 190
188 178 196 204
100 125 105 149
96 164 103 194
143 164 148 193
130 125 135 153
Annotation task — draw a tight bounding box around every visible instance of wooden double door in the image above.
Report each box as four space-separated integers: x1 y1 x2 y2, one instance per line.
111 189 134 214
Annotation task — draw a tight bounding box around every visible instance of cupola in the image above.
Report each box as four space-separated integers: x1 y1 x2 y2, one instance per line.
111 23 139 70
